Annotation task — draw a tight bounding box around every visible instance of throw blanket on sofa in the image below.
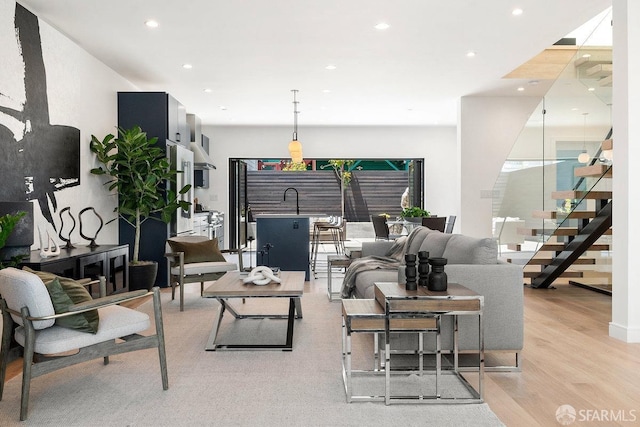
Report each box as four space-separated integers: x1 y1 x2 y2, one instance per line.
340 228 424 298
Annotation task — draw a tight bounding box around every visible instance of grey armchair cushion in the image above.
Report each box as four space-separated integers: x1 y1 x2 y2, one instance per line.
441 234 498 264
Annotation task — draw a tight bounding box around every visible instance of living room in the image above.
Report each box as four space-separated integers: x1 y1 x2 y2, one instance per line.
1 0 639 425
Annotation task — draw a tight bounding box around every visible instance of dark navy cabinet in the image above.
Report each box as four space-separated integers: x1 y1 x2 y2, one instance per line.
117 92 189 287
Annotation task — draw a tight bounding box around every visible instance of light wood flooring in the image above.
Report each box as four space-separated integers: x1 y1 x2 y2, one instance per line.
3 274 639 426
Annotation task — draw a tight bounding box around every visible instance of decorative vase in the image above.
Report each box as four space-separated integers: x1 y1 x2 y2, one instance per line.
129 261 158 291
427 257 448 291
418 251 430 287
404 253 417 291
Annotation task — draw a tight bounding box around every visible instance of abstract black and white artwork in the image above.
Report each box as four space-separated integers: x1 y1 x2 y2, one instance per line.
0 3 80 228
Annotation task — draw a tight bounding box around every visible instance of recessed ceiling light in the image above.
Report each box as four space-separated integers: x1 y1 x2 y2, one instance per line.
219 106 227 110
325 64 337 70
374 22 390 30
528 80 539 85
466 51 476 58
322 89 331 93
512 8 523 16
203 88 212 93
588 87 595 91
582 53 591 58
182 64 193 69
517 87 525 92
571 107 579 111
145 20 159 28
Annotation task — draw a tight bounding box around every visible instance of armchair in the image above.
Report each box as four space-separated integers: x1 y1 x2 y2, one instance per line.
165 236 239 311
0 267 168 421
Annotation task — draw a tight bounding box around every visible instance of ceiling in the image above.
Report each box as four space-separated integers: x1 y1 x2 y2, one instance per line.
19 0 611 126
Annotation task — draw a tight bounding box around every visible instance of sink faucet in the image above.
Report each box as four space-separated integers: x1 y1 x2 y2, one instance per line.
284 187 300 215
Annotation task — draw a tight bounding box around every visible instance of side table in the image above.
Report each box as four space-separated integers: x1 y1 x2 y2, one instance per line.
327 254 352 301
341 299 438 402
375 282 484 404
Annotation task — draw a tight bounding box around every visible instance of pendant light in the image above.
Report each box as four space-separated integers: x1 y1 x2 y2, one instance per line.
578 112 590 164
288 89 303 163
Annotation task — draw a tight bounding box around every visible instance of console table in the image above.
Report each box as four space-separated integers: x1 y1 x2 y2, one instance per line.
20 244 129 295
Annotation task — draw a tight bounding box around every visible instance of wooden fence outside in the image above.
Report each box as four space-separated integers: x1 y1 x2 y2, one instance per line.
246 170 408 222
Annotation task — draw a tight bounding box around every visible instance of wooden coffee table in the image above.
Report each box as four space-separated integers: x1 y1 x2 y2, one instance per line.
202 271 304 351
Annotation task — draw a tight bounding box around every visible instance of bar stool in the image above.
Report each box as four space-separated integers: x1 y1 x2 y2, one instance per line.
310 216 344 274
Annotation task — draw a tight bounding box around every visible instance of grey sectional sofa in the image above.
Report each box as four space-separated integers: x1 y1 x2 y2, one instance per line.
342 226 524 370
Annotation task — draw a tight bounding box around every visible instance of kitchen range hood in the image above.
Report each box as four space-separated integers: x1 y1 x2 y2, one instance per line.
190 142 216 169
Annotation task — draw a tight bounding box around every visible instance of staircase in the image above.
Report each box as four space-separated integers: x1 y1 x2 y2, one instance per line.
512 139 613 294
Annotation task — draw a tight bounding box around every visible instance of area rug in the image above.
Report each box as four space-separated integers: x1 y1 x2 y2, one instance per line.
0 286 505 426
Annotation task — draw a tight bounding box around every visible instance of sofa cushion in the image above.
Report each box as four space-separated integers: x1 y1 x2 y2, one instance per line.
417 232 454 258
405 226 430 255
441 234 498 264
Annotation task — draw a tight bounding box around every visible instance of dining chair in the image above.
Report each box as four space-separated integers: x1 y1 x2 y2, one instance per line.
421 216 447 232
371 215 390 240
445 215 457 233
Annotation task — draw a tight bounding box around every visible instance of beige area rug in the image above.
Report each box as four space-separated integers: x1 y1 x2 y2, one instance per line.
1 285 505 426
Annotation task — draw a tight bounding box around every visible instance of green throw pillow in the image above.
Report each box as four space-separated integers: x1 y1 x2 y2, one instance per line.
168 239 226 263
24 267 100 334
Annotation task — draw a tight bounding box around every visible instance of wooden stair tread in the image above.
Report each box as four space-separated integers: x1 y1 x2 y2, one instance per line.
539 243 610 251
585 63 612 77
532 210 597 219
602 139 613 150
551 190 612 200
519 227 612 236
599 74 613 87
518 258 596 265
574 164 612 178
523 269 583 278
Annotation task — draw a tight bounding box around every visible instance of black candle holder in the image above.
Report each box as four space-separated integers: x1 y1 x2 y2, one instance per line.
428 257 448 291
404 253 417 291
418 251 430 287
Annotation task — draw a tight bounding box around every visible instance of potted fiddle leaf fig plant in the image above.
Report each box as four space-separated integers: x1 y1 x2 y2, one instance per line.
90 126 191 289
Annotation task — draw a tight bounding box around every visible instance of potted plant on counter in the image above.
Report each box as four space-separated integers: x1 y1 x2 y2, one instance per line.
90 126 191 290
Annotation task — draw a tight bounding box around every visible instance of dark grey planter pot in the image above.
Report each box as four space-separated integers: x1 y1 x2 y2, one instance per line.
129 261 158 291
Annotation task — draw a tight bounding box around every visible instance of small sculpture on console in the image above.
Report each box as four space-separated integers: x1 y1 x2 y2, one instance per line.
58 207 76 249
79 207 104 248
38 225 60 258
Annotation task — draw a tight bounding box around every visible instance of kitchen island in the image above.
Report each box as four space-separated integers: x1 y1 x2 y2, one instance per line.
255 214 311 281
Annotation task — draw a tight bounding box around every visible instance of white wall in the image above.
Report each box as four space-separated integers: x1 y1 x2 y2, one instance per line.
610 0 640 343
458 96 543 237
1 0 136 247
197 125 459 236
